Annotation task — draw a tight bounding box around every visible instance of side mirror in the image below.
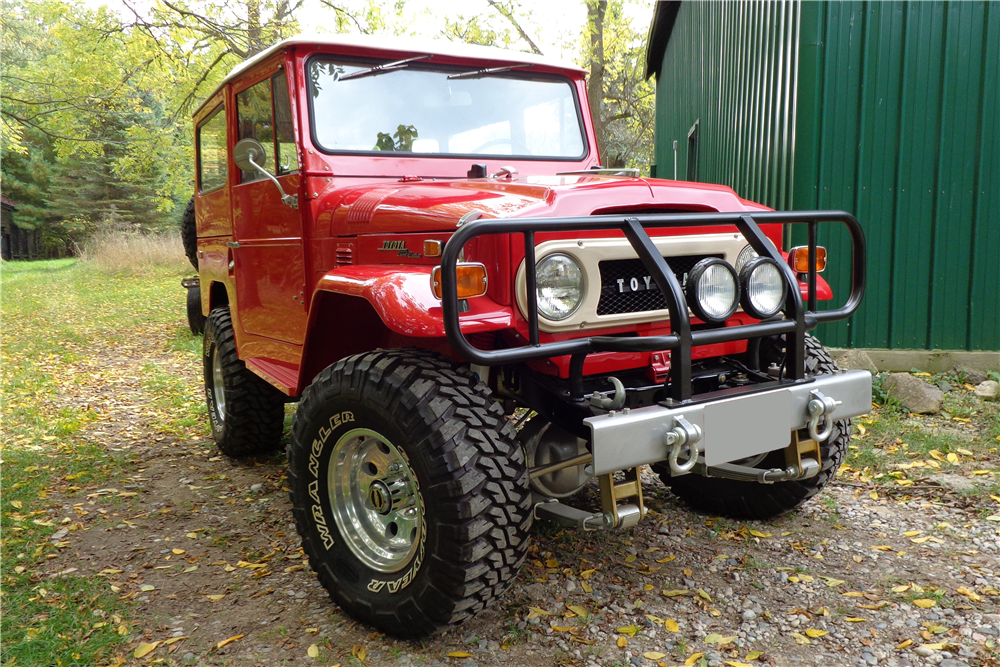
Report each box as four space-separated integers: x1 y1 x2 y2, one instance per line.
233 138 268 174
233 138 298 209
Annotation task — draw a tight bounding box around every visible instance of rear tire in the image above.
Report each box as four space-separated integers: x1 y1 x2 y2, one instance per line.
203 307 285 456
185 280 206 335
180 196 197 269
287 349 532 638
657 334 850 520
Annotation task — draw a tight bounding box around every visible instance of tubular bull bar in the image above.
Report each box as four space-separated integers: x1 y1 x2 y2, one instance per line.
440 210 869 529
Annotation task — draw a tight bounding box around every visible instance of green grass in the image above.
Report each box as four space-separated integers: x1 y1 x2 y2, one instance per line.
842 370 1000 499
1 257 199 666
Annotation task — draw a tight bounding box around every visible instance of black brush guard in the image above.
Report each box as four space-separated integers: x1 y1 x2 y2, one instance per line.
440 211 866 404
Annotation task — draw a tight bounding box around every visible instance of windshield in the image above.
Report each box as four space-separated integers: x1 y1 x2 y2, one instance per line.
308 58 587 159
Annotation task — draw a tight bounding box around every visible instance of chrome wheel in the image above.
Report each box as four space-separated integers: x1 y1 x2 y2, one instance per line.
211 345 226 426
328 428 423 573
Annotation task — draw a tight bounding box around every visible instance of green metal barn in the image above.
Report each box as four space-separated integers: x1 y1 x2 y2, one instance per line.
645 0 999 359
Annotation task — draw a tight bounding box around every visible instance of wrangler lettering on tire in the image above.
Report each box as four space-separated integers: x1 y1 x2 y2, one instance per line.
287 350 531 638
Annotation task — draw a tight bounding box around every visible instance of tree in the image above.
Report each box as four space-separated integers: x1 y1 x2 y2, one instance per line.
582 0 654 169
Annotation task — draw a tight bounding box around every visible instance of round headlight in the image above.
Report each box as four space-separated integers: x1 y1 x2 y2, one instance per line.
734 244 759 274
535 253 584 321
740 257 787 319
686 258 739 322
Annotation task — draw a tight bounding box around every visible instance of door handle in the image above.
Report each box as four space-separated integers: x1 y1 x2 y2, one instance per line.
227 241 239 248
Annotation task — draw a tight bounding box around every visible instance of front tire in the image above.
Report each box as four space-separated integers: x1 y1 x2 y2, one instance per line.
287 349 532 638
658 334 850 519
203 307 285 456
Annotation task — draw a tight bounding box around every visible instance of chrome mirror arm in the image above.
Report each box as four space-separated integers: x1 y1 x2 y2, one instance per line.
246 154 298 209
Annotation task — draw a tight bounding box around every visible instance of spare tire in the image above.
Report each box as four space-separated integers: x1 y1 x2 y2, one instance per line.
180 196 197 269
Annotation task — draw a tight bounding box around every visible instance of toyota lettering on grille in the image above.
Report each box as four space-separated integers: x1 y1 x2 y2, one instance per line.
614 273 688 294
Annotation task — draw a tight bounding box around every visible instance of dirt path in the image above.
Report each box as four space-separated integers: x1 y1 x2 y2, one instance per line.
34 320 1000 667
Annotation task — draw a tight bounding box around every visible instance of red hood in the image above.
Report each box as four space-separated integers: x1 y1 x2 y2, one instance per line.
319 175 767 236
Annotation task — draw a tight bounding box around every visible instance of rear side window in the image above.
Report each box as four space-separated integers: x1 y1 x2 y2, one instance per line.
197 106 227 193
237 70 297 183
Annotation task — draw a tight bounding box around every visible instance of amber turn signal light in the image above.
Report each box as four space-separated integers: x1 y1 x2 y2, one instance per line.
431 263 488 300
788 246 827 273
423 239 443 257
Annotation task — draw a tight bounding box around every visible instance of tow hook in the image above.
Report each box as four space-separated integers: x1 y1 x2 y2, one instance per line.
664 415 702 474
590 376 626 411
807 390 841 442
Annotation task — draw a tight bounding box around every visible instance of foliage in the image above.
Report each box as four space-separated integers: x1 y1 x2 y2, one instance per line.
581 0 655 169
1 0 658 255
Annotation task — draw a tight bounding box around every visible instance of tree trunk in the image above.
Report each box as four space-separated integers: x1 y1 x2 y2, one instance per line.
586 0 607 165
247 0 262 55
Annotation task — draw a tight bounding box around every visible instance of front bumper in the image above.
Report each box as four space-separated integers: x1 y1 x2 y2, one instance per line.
585 369 872 475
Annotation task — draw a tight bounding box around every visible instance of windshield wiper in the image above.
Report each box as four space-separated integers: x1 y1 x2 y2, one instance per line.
447 64 534 80
337 54 433 82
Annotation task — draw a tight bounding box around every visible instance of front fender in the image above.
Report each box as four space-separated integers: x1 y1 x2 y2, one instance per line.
311 266 513 337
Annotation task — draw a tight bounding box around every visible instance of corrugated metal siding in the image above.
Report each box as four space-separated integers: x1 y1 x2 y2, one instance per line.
653 0 801 210
653 0 999 351
797 1 1000 350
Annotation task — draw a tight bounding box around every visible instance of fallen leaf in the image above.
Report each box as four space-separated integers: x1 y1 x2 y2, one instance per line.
655 555 676 563
891 584 911 593
843 617 867 622
662 589 688 597
526 607 555 619
446 651 473 658
643 652 666 660
790 632 811 645
920 641 949 650
206 594 225 601
616 636 628 648
902 530 923 537
821 577 845 587
185 532 198 539
685 654 704 665
617 625 641 637
913 598 937 608
896 639 913 649
749 529 772 538
946 453 960 464
550 625 577 632
804 629 829 638
163 636 188 645
579 568 597 579
216 634 243 649
745 652 763 660
581 582 593 593
171 548 185 555
139 584 155 592
957 586 982 602
545 558 559 568
869 491 878 500
696 589 712 601
134 642 160 658
705 633 736 645
566 604 588 618
11 500 22 509
307 644 319 658
664 618 679 632
841 591 864 598
725 663 754 667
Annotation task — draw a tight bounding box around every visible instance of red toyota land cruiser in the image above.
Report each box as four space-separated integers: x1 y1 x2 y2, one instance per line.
183 34 870 637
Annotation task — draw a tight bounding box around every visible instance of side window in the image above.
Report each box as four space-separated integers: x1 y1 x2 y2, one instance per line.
237 79 275 183
197 106 227 193
272 70 297 175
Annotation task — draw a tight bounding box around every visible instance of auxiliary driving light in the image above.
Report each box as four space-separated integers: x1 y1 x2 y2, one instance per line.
739 257 787 319
535 253 585 321
686 258 739 323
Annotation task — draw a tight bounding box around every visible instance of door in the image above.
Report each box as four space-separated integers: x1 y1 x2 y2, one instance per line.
231 69 307 345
